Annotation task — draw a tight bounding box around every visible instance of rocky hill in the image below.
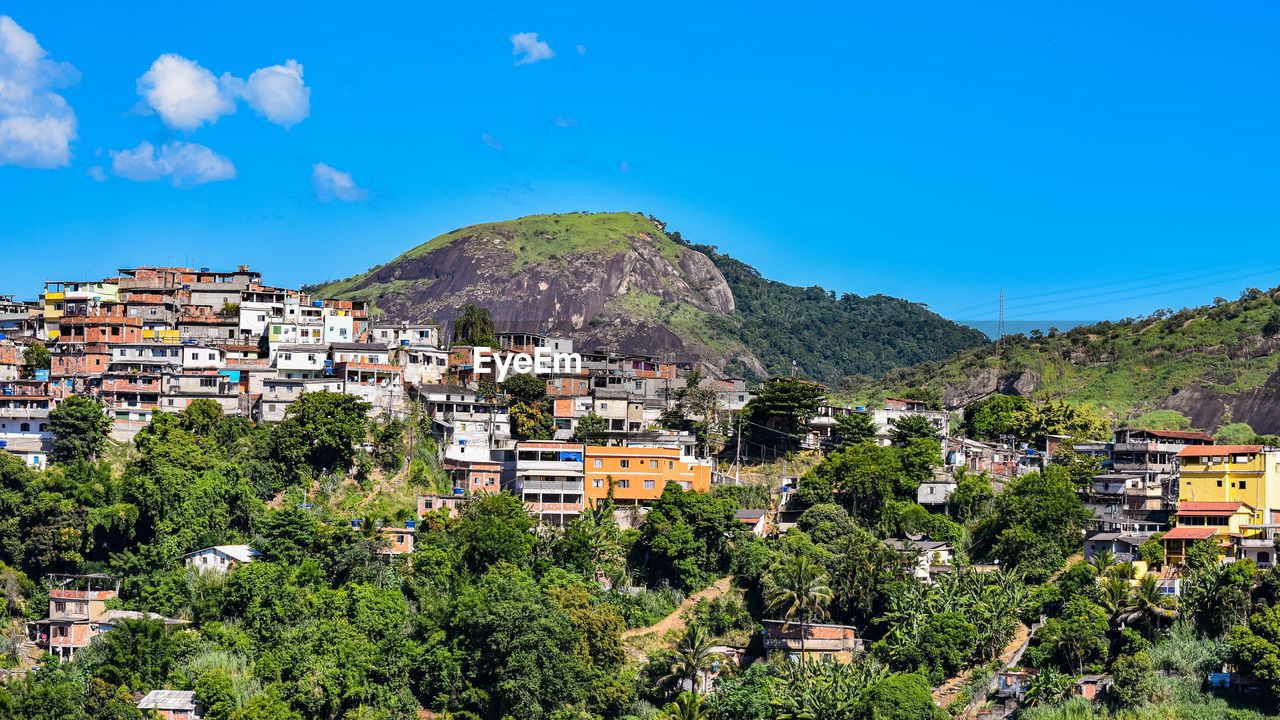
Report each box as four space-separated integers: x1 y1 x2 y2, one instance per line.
308 212 988 383
841 287 1280 435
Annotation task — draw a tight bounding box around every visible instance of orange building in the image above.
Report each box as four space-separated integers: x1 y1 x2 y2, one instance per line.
584 445 711 507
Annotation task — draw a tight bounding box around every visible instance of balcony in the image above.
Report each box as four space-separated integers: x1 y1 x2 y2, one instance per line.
0 406 51 419
518 479 584 494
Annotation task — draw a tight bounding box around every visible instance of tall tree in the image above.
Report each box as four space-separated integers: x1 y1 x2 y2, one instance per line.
831 412 877 449
452 303 495 346
767 556 834 660
282 391 371 474
658 623 722 694
49 395 112 464
740 377 824 455
888 415 940 446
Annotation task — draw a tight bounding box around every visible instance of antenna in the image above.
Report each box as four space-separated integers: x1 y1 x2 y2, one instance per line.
997 289 1005 349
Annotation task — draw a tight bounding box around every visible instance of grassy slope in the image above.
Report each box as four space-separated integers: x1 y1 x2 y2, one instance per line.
312 212 683 295
841 288 1280 423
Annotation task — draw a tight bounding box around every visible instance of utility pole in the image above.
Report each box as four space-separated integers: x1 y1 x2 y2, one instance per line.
735 413 742 485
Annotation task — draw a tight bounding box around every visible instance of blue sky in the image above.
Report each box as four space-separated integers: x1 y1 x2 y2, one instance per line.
1 2 1279 330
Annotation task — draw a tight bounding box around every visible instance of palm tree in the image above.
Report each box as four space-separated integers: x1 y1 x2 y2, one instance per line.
767 556 834 661
659 623 723 694
1088 549 1119 578
576 498 622 570
452 303 494 346
656 691 708 720
1118 574 1179 631
1099 575 1130 621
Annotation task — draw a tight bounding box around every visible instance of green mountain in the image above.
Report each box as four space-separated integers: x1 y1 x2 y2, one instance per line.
308 212 988 383
842 288 1280 434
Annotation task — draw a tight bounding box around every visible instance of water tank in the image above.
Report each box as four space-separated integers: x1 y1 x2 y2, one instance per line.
405 520 416 529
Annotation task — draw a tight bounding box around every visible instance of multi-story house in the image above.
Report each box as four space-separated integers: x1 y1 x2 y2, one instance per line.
373 321 440 348
255 377 344 422
510 441 586 525
583 444 711 508
1162 500 1255 565
1177 444 1280 523
275 344 329 378
41 280 119 340
0 379 53 467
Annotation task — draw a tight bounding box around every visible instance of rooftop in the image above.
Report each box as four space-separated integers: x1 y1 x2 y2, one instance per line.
1178 445 1264 457
137 689 197 711
1162 526 1221 541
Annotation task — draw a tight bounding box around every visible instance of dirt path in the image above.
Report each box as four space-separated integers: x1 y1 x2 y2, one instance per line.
622 577 733 646
931 553 1084 707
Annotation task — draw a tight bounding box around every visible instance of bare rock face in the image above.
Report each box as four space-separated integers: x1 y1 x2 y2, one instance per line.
1007 370 1041 396
942 368 999 410
339 229 741 363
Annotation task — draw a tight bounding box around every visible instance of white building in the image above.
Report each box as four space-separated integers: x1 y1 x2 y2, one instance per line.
182 545 261 575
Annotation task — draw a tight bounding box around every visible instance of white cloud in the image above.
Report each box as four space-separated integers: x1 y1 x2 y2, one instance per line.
620 160 630 173
312 162 366 202
0 16 79 168
238 60 310 128
511 32 554 65
481 132 503 151
137 54 237 131
554 116 578 128
576 44 586 55
109 140 236 187
136 55 310 130
86 165 105 181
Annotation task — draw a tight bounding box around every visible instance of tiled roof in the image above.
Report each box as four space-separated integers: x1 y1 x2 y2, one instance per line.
1140 429 1216 441
1161 527 1221 541
1177 501 1250 515
1178 445 1263 456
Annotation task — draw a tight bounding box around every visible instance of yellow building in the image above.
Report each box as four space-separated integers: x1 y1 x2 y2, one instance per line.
1162 500 1254 564
1176 445 1280 524
41 281 119 340
584 446 711 507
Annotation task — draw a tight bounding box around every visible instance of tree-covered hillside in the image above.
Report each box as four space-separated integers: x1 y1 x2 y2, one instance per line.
686 241 990 382
841 286 1280 433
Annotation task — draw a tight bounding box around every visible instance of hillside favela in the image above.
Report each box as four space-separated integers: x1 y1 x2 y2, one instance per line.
2 5 1280 720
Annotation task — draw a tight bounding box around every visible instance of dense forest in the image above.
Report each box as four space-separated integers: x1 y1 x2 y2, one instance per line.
686 239 991 383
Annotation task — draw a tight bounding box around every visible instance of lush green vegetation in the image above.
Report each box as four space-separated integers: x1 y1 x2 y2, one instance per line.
686 240 989 382
844 287 1280 428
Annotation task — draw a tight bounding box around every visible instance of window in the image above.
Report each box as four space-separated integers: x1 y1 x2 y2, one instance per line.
619 459 630 469
680 481 691 490
617 479 629 489
593 458 603 468
592 478 604 488
599 402 607 411
1217 480 1224 487
1241 481 1248 489
649 460 659 469
644 480 655 489
19 423 28 432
